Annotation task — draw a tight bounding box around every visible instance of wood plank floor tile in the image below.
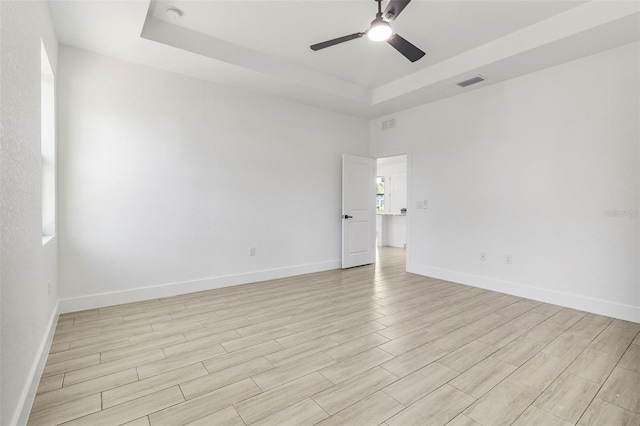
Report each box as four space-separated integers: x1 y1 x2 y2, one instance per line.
122 416 151 426
618 343 640 373
589 325 638 357
275 324 342 348
494 302 535 320
29 249 640 426
137 345 224 380
264 336 337 366
477 323 526 348
512 406 573 426
522 320 569 344
65 350 166 386
252 398 328 426
183 317 250 341
566 348 619 384
323 333 388 361
542 332 591 361
438 340 496 373
318 348 392 384
202 340 282 373
65 386 185 426
252 351 335 391
27 394 101 426
221 327 292 352
41 353 101 378
464 379 539 426
235 372 332 425
510 352 571 391
387 384 475 426
325 320 386 344
577 398 640 425
508 311 548 330
565 317 609 340
492 337 545 367
533 372 600 423
531 303 564 317
33 368 138 412
235 316 296 337
103 363 208 408
129 324 202 346
446 414 482 426
149 379 261 426
597 367 640 413
181 357 273 399
312 366 398 415
381 343 448 378
431 329 476 352
101 334 186 362
548 309 586 327
449 356 517 398
35 374 64 395
377 309 448 340
376 308 423 327
46 339 130 365
161 330 239 358
383 362 458 405
316 391 403 426
182 406 244 426
377 327 438 357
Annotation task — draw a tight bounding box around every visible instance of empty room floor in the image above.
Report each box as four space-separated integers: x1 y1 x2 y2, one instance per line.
29 248 640 425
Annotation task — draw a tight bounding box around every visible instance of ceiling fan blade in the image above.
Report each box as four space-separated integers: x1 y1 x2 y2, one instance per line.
383 0 412 22
310 32 365 51
387 33 425 62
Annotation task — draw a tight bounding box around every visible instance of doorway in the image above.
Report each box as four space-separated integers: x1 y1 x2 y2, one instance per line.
375 155 408 251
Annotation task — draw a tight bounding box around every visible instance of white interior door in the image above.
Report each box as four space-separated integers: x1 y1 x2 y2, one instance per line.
342 154 376 268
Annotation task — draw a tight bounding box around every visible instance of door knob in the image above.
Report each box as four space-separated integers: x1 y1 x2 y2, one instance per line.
343 215 353 219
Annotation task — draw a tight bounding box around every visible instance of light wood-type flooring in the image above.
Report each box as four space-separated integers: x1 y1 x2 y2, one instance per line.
29 248 640 425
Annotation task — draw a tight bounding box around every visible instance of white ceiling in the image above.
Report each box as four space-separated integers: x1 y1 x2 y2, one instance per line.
50 0 640 118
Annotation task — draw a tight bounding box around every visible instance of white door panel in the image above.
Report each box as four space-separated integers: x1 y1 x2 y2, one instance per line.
342 154 375 268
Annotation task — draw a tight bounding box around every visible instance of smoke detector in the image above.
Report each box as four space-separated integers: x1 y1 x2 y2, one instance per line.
165 7 183 20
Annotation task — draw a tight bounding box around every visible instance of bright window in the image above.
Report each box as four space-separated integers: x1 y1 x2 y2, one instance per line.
41 40 55 243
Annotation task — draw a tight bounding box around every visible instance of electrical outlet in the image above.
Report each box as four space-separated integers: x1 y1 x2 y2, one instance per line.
505 255 512 265
480 253 487 261
249 247 256 256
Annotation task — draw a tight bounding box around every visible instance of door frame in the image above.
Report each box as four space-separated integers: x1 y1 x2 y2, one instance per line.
375 151 411 271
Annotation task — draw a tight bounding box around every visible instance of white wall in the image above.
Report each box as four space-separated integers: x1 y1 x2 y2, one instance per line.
372 42 640 322
0 1 59 425
57 47 370 310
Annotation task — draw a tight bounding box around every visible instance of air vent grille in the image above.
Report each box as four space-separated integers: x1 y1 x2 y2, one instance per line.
382 118 396 130
457 75 486 88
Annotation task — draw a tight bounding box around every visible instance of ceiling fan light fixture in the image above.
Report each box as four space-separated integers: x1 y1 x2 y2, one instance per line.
367 18 392 42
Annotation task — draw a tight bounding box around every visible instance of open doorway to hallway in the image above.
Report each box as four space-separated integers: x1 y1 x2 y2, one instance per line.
375 246 407 275
375 155 407 254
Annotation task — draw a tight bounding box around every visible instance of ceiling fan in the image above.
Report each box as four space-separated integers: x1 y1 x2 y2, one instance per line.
310 0 425 63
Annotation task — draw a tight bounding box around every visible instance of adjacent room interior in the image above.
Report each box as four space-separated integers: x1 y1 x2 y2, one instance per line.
1 1 639 425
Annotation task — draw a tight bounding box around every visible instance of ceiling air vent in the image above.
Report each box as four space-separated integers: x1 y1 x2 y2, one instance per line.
456 75 486 88
382 118 396 130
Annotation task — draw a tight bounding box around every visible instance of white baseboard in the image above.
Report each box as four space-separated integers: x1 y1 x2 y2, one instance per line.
407 263 640 323
14 302 59 426
58 260 341 314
